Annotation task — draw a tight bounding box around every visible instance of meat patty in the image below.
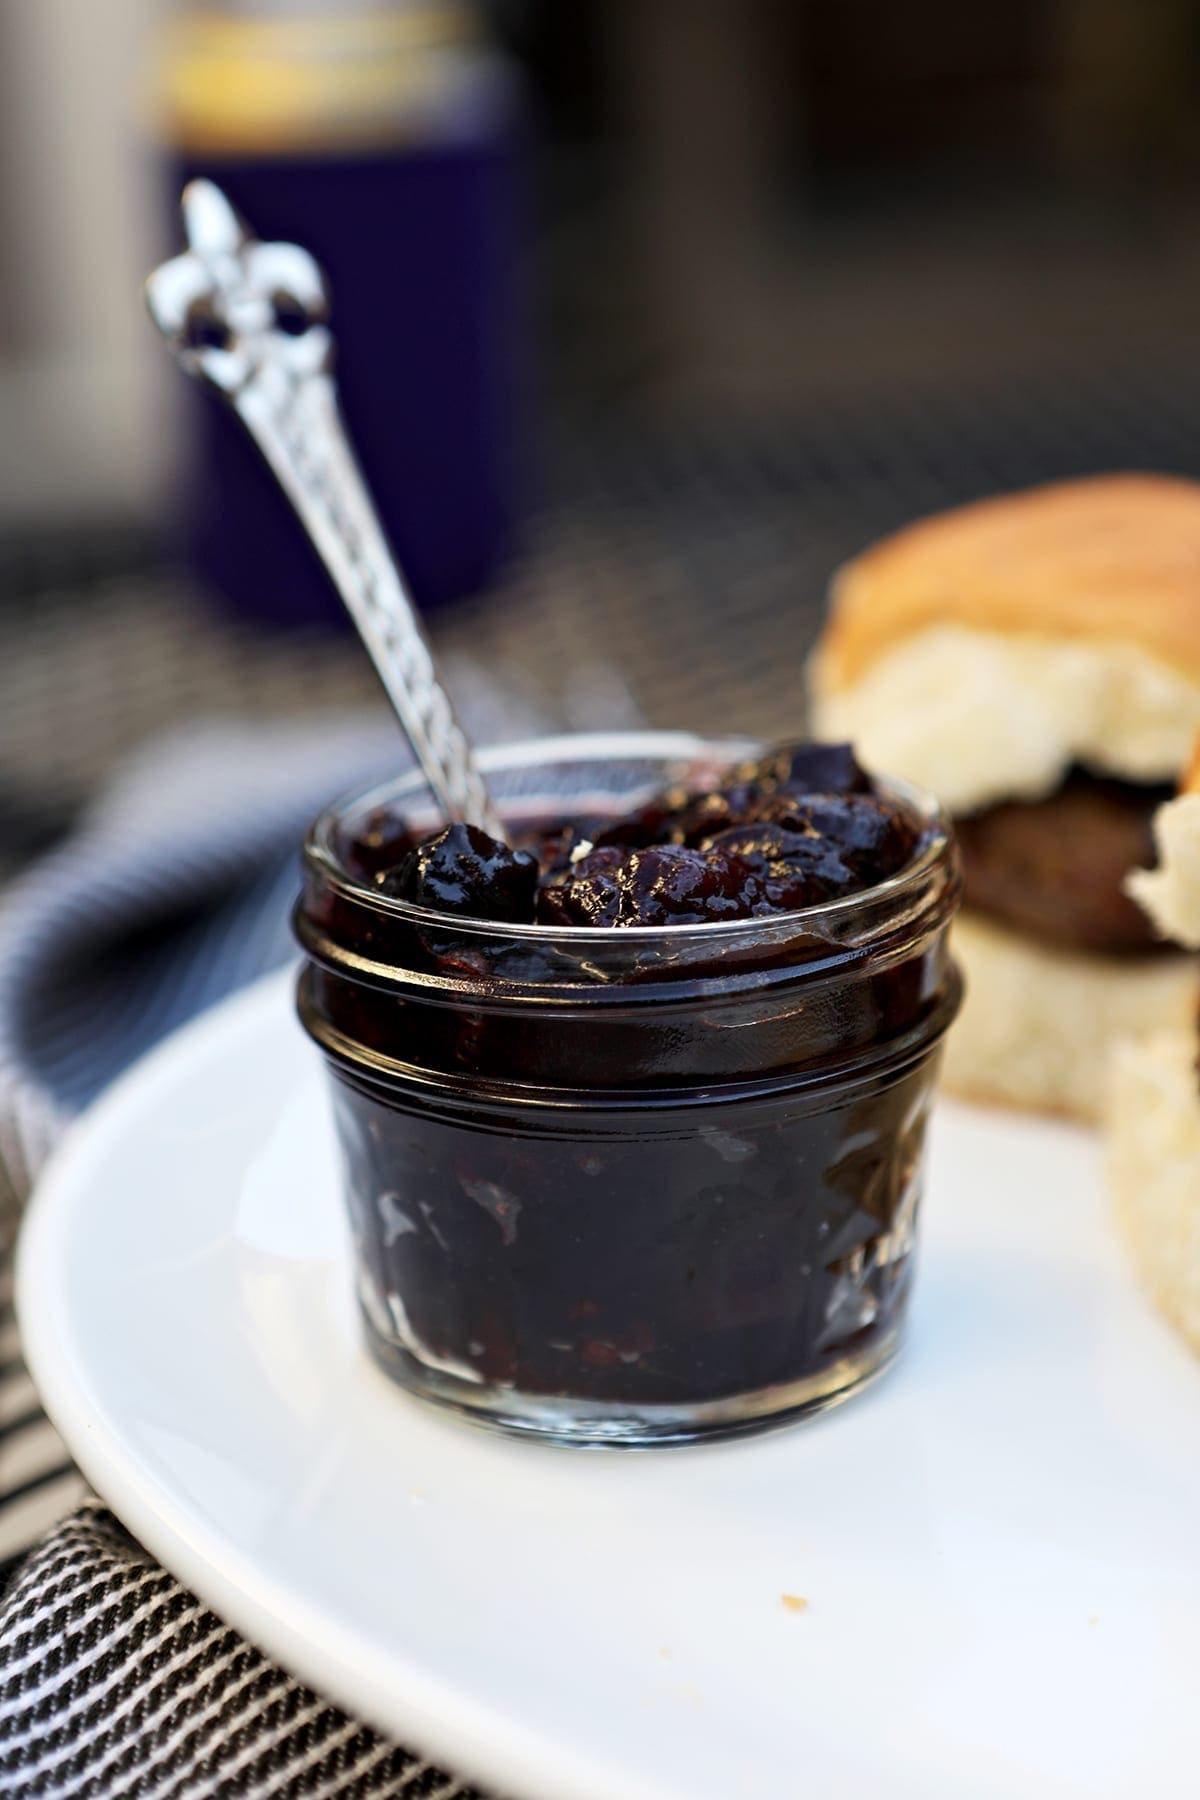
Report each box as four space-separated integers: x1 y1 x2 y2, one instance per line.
956 770 1172 954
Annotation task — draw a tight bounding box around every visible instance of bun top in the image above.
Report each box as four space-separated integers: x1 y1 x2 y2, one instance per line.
820 474 1200 691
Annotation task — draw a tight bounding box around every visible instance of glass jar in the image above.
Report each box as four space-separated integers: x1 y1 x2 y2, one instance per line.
295 731 962 1445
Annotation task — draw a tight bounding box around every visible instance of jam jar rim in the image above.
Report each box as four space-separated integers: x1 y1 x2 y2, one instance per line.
302 728 955 945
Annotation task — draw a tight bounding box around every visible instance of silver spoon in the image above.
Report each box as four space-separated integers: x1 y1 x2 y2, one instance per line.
145 179 506 842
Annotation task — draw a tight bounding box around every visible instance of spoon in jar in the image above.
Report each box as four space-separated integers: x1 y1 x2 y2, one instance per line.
144 179 507 842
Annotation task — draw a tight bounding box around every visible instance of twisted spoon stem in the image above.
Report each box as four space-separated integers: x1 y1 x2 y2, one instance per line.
145 179 506 841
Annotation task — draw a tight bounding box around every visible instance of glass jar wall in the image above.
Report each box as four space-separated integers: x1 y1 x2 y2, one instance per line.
295 732 962 1445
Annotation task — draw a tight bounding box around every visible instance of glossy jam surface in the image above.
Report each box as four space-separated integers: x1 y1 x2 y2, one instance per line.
297 736 961 1443
340 741 921 932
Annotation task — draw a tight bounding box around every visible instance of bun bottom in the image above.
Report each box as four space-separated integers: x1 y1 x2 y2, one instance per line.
1108 1029 1200 1356
943 911 1196 1122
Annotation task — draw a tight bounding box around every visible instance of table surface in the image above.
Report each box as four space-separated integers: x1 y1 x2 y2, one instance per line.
9 349 1200 859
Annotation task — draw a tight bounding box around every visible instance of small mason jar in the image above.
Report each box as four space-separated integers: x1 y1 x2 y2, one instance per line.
295 732 962 1446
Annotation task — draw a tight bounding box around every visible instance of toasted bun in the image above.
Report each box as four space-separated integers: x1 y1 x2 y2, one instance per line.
944 910 1197 1121
1108 1029 1200 1356
811 476 1200 813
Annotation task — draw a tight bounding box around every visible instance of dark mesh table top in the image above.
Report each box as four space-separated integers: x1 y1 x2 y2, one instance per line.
6 353 1200 861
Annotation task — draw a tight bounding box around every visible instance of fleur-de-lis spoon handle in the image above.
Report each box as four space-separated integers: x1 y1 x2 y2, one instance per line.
145 179 506 841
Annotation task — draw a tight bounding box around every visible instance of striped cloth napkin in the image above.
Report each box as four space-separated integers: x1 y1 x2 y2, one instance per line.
0 704 540 1798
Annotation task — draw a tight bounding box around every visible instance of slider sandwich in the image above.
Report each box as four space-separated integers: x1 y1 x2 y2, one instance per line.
810 474 1200 1119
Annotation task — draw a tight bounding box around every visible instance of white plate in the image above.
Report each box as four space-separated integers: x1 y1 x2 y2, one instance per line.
18 969 1200 1800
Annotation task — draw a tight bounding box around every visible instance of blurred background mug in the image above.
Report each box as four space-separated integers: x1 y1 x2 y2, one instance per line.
156 0 527 627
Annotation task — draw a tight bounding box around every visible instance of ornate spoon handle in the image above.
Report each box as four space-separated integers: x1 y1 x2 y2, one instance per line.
145 180 505 840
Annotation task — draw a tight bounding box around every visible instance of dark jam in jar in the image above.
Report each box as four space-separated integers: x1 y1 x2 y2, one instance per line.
295 734 962 1444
